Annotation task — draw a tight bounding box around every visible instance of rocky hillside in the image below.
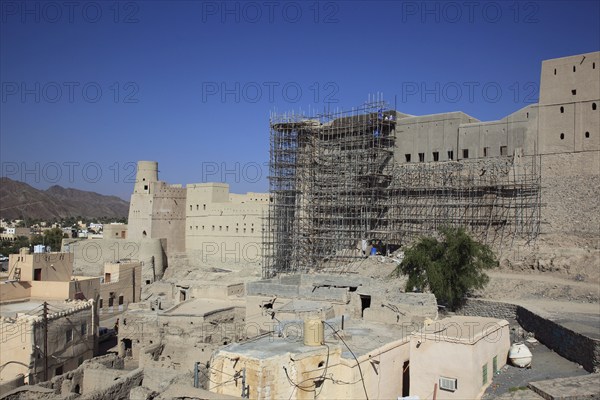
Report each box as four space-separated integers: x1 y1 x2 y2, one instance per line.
0 177 129 220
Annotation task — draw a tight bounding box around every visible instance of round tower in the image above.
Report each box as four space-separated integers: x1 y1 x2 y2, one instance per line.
134 161 159 194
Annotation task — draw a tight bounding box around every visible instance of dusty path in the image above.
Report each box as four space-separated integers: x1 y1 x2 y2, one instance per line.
478 270 600 307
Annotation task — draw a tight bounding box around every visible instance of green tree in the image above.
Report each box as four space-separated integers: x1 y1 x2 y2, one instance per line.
393 227 497 310
43 227 65 251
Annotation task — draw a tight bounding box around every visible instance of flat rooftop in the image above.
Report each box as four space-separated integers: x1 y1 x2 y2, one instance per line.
219 317 412 361
418 316 509 344
0 300 82 318
162 298 235 316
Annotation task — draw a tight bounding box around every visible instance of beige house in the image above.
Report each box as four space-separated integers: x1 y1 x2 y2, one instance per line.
410 316 511 399
2 249 142 316
208 316 509 399
0 300 95 387
7 249 74 282
0 227 31 242
97 261 142 315
2 249 99 303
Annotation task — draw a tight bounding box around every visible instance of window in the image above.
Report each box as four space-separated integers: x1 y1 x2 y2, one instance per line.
119 295 124 305
462 149 469 159
66 328 73 343
251 228 254 233
196 205 199 210
483 147 490 157
226 226 229 231
109 293 114 307
34 268 42 281
594 62 596 69
500 146 507 156
189 205 192 211
81 323 87 336
219 226 222 231
560 106 564 113
573 65 576 72
447 150 454 160
243 228 246 233
572 89 577 95
55 366 63 376
554 68 556 75
482 364 488 385
493 356 498 374
405 154 411 162
203 204 206 210
585 132 590 138
560 133 565 140
418 153 425 162
593 103 597 110
144 185 148 190
99 298 103 308
236 228 239 233
432 152 439 161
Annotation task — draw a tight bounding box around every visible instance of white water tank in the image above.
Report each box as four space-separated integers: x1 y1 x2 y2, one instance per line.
304 318 324 346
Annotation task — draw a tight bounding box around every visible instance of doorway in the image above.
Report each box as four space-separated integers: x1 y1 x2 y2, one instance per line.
402 360 410 396
359 295 371 317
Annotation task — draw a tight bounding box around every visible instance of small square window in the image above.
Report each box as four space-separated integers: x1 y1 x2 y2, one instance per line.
463 149 469 159
418 153 425 162
500 146 507 156
432 152 439 161
405 154 411 162
447 150 454 160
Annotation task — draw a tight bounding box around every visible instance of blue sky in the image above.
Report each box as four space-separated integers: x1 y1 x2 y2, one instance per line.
1 0 599 199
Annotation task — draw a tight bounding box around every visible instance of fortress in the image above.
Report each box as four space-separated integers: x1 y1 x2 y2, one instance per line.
126 161 269 270
67 52 598 280
264 51 599 276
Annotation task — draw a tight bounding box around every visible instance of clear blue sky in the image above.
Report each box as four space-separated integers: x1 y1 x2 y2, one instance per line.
1 0 599 199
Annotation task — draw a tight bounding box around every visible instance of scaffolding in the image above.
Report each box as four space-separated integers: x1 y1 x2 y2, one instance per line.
263 101 541 277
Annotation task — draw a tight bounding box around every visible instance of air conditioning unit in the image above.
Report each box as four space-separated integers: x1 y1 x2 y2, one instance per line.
439 377 458 392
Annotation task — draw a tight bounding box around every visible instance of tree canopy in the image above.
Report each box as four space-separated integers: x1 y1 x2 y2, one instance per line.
393 226 498 310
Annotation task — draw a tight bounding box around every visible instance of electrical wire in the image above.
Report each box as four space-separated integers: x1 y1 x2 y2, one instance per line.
283 342 331 399
323 321 369 400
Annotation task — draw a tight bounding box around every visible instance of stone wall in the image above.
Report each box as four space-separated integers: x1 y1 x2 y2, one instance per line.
79 369 143 400
457 298 600 373
516 307 600 373
540 151 600 237
455 298 518 320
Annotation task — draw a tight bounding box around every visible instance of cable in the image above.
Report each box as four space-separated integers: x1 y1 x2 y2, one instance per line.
323 321 369 400
282 342 331 398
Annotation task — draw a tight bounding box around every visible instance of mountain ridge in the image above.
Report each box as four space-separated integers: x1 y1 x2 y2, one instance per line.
0 177 130 220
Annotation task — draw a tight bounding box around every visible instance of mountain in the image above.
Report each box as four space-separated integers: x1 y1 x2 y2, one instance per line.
0 178 129 221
